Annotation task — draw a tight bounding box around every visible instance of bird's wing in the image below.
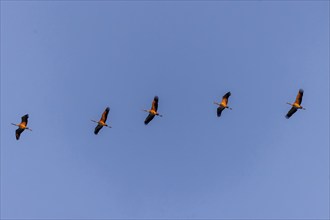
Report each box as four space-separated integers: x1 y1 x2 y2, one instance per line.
100 107 110 123
144 114 155 125
221 92 231 105
151 97 158 112
286 107 297 119
217 106 225 117
295 89 304 105
94 124 103 135
15 128 24 140
21 114 29 126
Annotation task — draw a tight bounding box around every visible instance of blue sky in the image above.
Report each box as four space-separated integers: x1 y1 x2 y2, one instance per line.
1 1 329 219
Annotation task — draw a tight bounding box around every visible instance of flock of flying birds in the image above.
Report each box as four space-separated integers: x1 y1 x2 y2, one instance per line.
11 89 306 140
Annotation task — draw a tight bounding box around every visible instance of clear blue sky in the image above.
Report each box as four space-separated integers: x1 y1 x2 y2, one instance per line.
1 1 329 219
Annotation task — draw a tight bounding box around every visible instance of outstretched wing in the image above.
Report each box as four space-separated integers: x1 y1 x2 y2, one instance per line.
100 107 110 123
94 124 103 135
15 128 24 140
294 89 304 105
151 96 159 111
286 107 297 119
21 114 29 126
217 106 225 117
221 92 231 106
144 114 155 125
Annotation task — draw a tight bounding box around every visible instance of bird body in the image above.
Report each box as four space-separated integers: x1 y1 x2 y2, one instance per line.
91 107 111 135
220 97 229 107
11 114 32 140
143 96 162 125
150 109 157 115
98 120 107 126
214 92 232 117
292 102 302 108
286 89 305 119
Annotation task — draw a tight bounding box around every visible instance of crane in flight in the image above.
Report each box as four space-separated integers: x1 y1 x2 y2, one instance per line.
143 96 162 125
11 114 32 140
286 89 305 119
214 92 232 117
91 107 111 134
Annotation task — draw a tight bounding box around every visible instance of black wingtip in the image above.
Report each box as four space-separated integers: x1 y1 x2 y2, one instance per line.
154 96 159 101
223 92 231 98
299 89 304 93
144 118 151 125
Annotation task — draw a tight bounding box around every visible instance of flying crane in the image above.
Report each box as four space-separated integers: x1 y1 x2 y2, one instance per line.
143 96 162 125
91 107 111 134
286 89 305 119
11 114 32 140
214 92 232 117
